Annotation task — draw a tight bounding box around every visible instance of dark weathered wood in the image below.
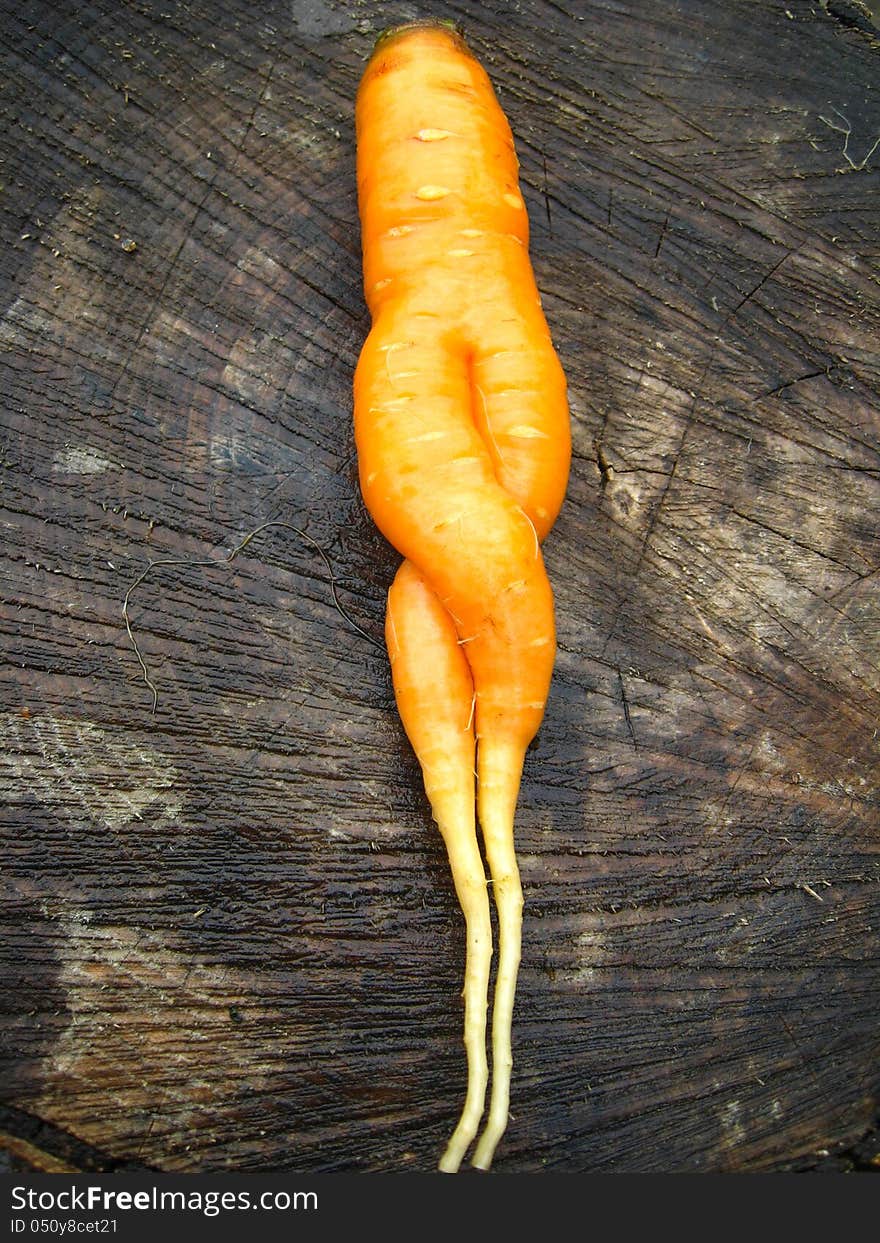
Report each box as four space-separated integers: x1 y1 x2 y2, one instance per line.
1 0 878 1174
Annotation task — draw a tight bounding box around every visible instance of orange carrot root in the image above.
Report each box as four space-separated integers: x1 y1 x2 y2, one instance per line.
355 22 570 1171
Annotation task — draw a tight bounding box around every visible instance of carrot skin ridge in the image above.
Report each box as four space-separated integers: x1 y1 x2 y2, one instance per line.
354 22 571 1172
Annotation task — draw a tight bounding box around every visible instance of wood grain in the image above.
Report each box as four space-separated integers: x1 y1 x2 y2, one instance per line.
1 0 878 1173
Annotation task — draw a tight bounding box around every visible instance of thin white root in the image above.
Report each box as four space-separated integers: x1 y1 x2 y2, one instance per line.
471 736 525 1171
437 825 493 1173
472 861 522 1170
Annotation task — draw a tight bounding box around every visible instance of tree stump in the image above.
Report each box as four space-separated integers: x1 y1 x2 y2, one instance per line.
1 0 878 1174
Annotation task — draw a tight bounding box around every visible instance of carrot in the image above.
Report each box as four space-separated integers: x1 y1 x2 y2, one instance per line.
354 21 571 1172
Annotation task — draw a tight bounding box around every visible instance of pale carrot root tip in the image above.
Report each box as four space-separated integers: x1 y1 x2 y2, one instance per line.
439 1096 483 1173
474 734 525 1171
472 876 522 1170
437 883 492 1173
438 1150 460 1175
471 1125 503 1171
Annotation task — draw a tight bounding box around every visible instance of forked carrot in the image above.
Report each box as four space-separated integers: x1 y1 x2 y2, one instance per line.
354 20 571 1172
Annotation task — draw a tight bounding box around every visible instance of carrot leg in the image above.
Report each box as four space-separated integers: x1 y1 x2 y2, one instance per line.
386 562 492 1172
437 820 492 1173
472 735 525 1171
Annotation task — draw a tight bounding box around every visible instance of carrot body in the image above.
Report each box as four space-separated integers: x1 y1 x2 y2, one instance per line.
354 22 570 1171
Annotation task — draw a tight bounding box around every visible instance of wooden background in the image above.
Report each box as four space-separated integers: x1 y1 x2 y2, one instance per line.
1 0 878 1174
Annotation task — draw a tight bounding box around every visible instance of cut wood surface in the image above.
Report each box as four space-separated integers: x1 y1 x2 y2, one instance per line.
1 0 878 1174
